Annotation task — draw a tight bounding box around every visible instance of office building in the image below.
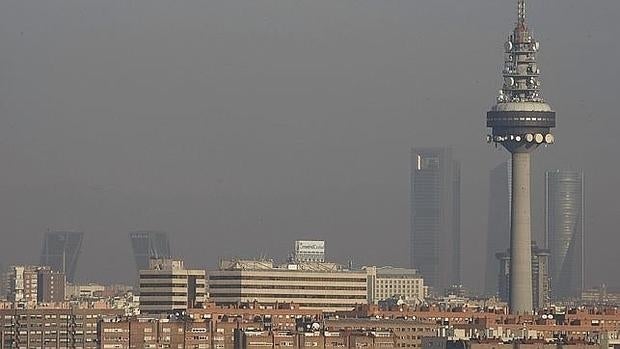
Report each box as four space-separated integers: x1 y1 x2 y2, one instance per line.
129 231 172 272
364 266 426 305
485 161 511 296
496 242 551 310
40 231 83 283
410 147 461 293
485 0 557 313
208 259 367 312
138 258 206 314
546 170 585 299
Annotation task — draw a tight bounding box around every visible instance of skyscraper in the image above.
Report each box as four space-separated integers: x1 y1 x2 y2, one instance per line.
485 0 556 314
129 231 172 272
410 147 460 293
40 231 83 283
485 161 511 296
545 170 584 299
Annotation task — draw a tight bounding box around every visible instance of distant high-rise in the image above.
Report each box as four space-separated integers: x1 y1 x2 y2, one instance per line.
410 147 460 292
129 231 172 272
545 170 584 299
40 231 83 283
485 162 511 296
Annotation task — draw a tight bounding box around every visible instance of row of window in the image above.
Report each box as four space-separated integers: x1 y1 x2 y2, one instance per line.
211 293 366 300
209 276 366 283
210 284 366 291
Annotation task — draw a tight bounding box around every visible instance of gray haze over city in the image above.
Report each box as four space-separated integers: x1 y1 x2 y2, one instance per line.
0 0 618 292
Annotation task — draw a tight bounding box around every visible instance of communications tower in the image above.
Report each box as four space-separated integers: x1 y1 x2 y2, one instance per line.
486 0 556 314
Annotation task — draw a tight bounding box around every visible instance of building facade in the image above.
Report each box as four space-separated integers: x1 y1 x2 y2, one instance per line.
3 266 66 306
410 147 461 293
545 170 585 299
364 266 426 305
208 260 367 312
129 231 172 272
139 258 206 315
36 267 66 303
40 231 83 283
485 161 511 296
0 308 122 349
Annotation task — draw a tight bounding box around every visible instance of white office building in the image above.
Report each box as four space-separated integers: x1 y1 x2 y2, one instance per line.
365 266 427 305
139 259 206 314
209 259 366 312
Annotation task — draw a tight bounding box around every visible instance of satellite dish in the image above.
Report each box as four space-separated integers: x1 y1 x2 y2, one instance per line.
533 42 540 52
525 134 534 142
542 314 548 319
504 77 515 86
312 323 321 331
548 314 554 319
535 133 544 144
505 41 513 52
515 135 522 142
545 134 555 144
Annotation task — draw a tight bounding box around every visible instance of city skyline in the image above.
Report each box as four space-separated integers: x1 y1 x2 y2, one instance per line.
1 0 619 291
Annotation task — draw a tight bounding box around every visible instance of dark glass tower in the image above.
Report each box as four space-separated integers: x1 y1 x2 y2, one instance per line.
545 170 584 299
129 231 172 272
485 161 511 296
410 147 460 293
40 231 84 283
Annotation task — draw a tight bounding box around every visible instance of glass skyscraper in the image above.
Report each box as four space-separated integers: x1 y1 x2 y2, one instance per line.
545 170 584 299
410 147 460 293
485 161 511 296
129 231 172 272
40 231 84 283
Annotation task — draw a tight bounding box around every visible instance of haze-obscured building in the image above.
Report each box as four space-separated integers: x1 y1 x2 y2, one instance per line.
209 259 367 312
40 231 83 283
139 258 206 315
129 231 172 272
546 170 584 299
485 161 511 296
410 147 461 293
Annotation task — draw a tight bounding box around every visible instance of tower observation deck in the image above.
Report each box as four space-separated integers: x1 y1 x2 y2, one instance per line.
486 0 556 315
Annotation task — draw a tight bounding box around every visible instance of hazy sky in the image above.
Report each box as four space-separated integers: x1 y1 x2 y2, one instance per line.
1 0 619 292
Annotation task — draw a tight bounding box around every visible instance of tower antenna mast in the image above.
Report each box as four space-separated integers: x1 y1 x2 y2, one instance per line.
517 0 527 29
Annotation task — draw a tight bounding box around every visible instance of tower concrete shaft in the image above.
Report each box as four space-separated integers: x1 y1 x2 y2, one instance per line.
509 152 533 313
